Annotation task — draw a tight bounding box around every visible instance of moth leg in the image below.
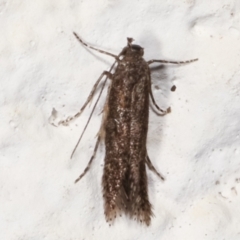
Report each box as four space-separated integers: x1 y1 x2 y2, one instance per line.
147 58 198 65
146 155 165 181
58 71 112 126
148 58 197 114
149 88 171 115
147 71 170 115
69 61 117 159
75 136 101 183
70 72 112 159
73 32 118 59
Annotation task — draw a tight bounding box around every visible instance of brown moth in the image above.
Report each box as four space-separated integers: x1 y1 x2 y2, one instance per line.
57 33 197 226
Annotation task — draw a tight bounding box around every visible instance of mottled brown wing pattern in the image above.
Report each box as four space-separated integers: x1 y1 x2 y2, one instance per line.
102 61 133 221
102 59 153 225
128 64 153 225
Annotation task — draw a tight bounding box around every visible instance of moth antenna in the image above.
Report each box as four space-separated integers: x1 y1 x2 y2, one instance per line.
73 32 118 59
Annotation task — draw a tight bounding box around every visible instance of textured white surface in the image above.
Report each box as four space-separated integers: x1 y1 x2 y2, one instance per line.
1 0 240 239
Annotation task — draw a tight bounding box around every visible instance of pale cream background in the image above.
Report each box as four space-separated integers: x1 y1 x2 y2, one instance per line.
1 0 240 239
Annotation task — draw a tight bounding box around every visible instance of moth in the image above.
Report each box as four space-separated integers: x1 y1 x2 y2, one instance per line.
57 32 197 226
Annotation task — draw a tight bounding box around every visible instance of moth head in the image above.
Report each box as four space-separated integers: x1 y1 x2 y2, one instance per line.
120 37 144 57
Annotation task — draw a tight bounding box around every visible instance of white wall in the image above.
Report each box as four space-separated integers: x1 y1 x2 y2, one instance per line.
1 0 240 239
